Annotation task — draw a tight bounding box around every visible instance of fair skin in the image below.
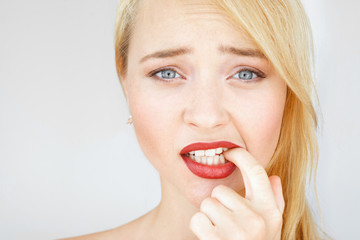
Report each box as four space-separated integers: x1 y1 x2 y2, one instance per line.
64 0 287 239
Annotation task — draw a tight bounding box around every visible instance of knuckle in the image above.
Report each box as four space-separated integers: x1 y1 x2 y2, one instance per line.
250 164 266 176
200 197 214 211
253 214 266 229
237 211 267 238
249 215 267 239
211 185 226 196
242 213 266 234
190 212 203 227
247 226 266 238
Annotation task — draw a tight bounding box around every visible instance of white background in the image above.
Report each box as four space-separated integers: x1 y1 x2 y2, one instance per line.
0 0 359 239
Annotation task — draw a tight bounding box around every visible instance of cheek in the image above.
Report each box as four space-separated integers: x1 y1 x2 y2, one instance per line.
231 86 286 166
251 100 284 164
128 84 180 170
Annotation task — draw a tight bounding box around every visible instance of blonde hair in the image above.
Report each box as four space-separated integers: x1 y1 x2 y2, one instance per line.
114 0 323 239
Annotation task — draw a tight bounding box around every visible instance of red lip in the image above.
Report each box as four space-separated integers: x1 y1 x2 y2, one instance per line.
180 141 240 179
180 141 240 154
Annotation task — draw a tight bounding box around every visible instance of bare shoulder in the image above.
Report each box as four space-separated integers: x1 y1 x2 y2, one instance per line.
59 228 120 240
59 217 147 240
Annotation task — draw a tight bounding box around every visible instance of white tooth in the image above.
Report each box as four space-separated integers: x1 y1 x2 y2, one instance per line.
223 148 228 151
195 150 205 157
220 154 225 164
214 155 220 165
205 149 216 156
201 156 207 164
215 147 223 154
190 151 195 155
190 155 195 160
207 156 214 165
195 156 201 163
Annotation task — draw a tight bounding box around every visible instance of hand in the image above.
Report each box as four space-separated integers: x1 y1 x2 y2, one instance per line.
190 148 285 240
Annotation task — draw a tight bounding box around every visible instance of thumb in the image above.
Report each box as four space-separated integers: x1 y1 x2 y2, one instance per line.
268 175 285 213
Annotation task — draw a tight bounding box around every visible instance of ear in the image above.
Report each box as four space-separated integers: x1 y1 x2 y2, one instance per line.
120 71 129 101
116 56 129 101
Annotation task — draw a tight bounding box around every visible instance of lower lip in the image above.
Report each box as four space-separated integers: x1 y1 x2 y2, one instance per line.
181 155 237 179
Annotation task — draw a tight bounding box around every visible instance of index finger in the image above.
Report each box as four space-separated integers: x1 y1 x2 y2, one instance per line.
224 148 277 207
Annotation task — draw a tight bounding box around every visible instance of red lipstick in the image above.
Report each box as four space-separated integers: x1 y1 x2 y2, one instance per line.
180 141 240 179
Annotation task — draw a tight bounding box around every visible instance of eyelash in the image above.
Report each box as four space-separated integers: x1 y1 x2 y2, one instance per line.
148 67 183 83
148 67 265 83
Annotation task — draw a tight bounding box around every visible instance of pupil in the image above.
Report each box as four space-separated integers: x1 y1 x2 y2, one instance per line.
239 71 252 80
162 70 175 79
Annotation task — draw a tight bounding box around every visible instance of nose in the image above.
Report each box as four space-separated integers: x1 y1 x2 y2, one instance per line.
183 81 229 130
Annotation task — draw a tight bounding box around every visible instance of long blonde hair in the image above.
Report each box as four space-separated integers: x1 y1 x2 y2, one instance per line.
114 0 322 239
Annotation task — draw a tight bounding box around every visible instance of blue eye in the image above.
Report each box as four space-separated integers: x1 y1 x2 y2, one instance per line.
233 70 258 80
155 69 181 79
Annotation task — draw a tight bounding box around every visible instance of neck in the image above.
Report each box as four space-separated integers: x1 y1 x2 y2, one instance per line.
143 177 199 240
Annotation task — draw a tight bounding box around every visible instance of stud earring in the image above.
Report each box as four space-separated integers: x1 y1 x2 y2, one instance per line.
127 115 133 125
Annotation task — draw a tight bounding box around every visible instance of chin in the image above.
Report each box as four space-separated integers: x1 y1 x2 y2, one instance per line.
182 169 245 208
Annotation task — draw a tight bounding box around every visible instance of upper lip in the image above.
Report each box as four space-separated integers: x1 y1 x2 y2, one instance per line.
180 141 240 155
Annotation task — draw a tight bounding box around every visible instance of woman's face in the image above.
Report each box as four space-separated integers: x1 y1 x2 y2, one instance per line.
123 0 287 206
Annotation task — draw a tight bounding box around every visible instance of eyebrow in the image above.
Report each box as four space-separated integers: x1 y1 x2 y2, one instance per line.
139 47 193 63
218 45 266 59
139 45 265 63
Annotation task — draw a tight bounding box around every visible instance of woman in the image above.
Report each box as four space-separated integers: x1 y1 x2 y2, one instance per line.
66 0 322 239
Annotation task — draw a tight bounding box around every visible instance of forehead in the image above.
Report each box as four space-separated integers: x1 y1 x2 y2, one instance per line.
129 0 258 57
136 0 225 22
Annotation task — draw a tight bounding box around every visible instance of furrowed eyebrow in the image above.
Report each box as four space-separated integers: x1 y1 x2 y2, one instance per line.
139 47 193 63
139 45 266 64
218 45 266 59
